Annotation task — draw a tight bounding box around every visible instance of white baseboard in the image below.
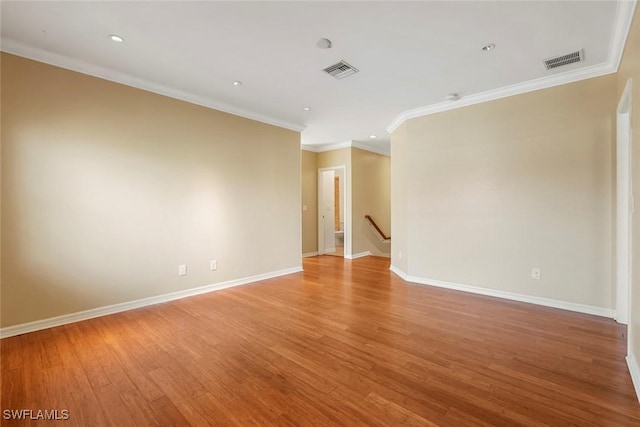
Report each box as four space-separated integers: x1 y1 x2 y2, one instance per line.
390 265 409 280
389 265 615 319
0 266 303 339
302 251 318 258
628 353 640 404
345 251 371 260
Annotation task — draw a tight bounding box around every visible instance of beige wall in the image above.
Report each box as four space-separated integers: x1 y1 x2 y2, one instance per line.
391 124 409 272
301 149 318 254
317 148 351 170
618 7 640 364
1 53 301 327
393 74 617 309
352 148 390 257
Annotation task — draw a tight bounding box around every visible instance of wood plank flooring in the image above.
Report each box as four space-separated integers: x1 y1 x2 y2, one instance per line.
2 255 639 426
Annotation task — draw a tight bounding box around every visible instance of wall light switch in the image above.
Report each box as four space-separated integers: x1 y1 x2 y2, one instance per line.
179 264 187 276
210 260 217 271
302 205 308 212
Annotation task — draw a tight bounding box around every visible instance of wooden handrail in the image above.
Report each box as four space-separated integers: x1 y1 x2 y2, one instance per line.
364 215 391 241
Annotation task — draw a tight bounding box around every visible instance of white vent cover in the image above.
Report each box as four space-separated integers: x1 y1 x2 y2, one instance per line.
543 49 584 70
323 60 359 79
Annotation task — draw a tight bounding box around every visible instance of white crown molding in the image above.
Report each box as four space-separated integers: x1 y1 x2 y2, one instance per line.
0 266 302 339
302 140 353 153
302 140 390 157
389 265 615 319
1 38 306 133
627 353 640 404
386 62 616 134
386 0 638 134
351 141 390 157
610 0 638 71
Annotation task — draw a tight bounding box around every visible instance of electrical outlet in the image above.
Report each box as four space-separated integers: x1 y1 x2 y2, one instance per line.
210 260 217 271
178 264 187 276
531 268 541 280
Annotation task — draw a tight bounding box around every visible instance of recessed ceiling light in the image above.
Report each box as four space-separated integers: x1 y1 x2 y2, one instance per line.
109 34 124 43
369 135 377 139
482 43 495 52
303 107 311 111
233 81 242 86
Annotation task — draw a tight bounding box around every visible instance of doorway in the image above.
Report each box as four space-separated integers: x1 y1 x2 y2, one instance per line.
318 166 346 257
616 78 633 326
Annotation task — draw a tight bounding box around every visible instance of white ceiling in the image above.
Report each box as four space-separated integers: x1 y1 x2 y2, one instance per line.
1 1 635 154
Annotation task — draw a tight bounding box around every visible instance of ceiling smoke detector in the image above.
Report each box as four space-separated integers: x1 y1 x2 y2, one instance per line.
543 49 584 70
322 60 359 80
446 93 460 101
316 38 332 49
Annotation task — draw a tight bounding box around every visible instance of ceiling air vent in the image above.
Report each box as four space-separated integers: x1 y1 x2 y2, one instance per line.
543 49 584 70
323 60 359 79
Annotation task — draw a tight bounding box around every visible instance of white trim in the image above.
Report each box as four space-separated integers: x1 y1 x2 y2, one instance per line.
0 266 302 339
345 251 371 260
616 78 633 325
317 165 349 257
610 0 638 71
1 39 305 133
302 251 318 258
389 265 409 280
385 0 637 134
351 141 390 157
389 266 615 318
619 78 634 114
302 140 390 157
304 140 353 153
627 353 640 404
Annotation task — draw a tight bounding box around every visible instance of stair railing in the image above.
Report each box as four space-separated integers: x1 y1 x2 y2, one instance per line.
364 215 391 243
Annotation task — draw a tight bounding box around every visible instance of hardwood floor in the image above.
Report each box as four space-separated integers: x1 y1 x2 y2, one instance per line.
2 255 639 426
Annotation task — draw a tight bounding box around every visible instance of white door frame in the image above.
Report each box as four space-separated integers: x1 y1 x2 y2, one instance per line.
319 169 336 254
616 78 633 326
318 165 348 256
